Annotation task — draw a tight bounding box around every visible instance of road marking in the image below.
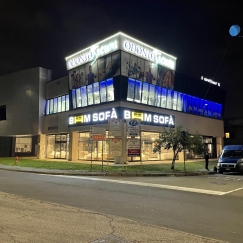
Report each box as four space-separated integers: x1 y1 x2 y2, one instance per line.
49 175 226 195
223 187 243 195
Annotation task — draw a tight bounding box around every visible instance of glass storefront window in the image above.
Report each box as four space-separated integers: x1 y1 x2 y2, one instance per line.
46 134 69 159
76 88 81 107
81 86 88 107
78 132 110 161
93 82 100 104
107 78 114 102
66 94 69 111
72 89 76 109
49 99 54 114
53 97 58 113
87 84 94 105
58 97 62 112
46 94 69 115
148 84 155 106
100 81 107 103
141 132 174 161
45 100 50 115
62 95 66 111
15 137 32 153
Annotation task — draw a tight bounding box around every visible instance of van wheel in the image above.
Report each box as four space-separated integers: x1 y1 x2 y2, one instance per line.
218 170 223 174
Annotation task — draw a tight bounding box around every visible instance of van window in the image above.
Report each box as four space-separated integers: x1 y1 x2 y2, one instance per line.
222 150 243 158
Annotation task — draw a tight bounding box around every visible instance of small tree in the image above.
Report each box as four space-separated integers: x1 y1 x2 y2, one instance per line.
153 126 207 171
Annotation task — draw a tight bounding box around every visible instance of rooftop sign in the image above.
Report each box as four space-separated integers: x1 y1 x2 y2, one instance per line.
65 32 177 71
201 76 220 87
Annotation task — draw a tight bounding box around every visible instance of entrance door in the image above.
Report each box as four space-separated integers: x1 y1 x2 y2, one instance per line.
54 142 67 159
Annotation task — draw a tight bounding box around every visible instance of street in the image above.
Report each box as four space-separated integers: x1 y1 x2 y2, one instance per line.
0 170 242 242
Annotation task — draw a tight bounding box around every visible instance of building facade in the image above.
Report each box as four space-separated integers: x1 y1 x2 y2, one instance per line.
0 32 225 162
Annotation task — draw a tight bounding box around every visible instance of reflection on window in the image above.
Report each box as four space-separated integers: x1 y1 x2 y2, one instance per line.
50 99 54 114
100 81 107 103
93 82 100 104
53 97 58 113
87 84 94 105
125 78 223 119
45 94 70 115
58 97 62 112
72 89 76 109
107 78 114 102
127 78 135 101
66 94 70 111
142 82 149 104
15 137 32 153
46 100 50 115
62 95 66 112
172 91 177 110
81 86 87 107
76 88 81 107
135 80 142 103
148 84 155 106
155 86 161 107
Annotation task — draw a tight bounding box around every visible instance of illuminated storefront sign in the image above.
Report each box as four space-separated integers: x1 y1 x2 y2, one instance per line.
66 38 119 70
201 76 220 87
69 109 118 125
123 40 175 70
68 107 175 127
65 32 177 71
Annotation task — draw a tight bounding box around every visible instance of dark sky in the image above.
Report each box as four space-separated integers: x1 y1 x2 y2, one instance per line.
0 0 243 118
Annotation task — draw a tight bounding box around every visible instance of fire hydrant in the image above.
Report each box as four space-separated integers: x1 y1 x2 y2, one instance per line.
15 156 18 165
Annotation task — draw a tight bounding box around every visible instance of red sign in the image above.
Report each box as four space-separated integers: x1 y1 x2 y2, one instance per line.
90 134 106 141
128 149 140 157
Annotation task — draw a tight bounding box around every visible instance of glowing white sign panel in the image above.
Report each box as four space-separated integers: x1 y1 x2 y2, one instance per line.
201 76 220 87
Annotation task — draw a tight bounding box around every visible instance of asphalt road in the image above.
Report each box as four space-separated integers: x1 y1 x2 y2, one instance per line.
0 170 242 243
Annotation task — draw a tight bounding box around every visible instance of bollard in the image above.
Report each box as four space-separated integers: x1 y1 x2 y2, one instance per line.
15 156 18 165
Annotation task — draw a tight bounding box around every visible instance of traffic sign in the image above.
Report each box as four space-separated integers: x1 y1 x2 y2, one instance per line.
127 119 140 136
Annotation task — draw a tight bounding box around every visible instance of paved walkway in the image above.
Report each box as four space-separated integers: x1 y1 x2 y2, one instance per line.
0 191 228 243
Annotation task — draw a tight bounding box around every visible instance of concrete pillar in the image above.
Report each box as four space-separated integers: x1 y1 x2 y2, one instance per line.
38 134 46 159
69 132 79 161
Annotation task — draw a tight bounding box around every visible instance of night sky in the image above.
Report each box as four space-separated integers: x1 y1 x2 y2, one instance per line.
0 0 243 118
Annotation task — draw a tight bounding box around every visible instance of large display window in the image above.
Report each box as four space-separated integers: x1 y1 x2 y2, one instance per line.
15 137 32 153
78 131 174 162
78 132 109 161
46 134 69 159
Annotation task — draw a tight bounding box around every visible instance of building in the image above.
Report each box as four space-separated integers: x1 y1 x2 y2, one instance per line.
0 32 226 162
